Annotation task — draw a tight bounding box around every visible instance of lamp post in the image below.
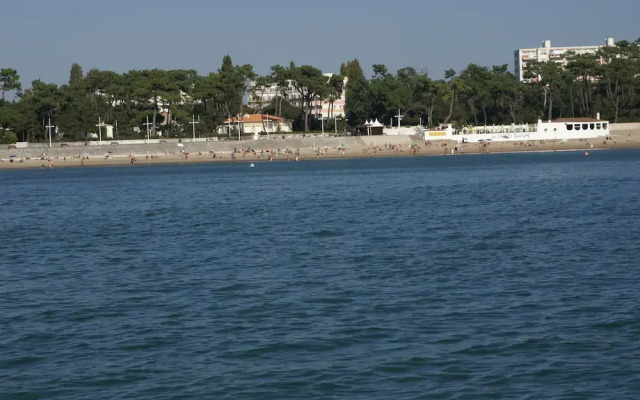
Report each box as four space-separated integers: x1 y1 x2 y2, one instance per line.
265 113 271 138
395 109 404 128
45 118 54 148
321 116 327 137
189 114 199 142
96 117 106 145
144 116 152 142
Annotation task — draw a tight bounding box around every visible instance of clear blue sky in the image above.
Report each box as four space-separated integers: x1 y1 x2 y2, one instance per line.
1 0 638 89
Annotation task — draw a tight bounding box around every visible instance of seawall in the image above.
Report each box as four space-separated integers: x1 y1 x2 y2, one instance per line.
0 135 420 161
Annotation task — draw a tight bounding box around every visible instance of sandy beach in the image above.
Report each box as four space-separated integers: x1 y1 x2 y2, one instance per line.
1 129 638 170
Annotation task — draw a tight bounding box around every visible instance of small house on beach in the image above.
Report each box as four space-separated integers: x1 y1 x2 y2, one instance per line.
219 114 293 139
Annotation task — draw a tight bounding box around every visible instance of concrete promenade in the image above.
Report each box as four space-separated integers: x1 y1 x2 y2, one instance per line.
0 135 416 161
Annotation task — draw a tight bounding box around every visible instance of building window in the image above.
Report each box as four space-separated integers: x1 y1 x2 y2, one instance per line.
590 123 595 130
596 123 601 129
575 124 581 131
582 124 588 130
603 123 607 129
567 124 573 131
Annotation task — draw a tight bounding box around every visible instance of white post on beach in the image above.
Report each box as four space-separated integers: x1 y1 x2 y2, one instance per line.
144 116 152 142
266 113 270 135
237 114 241 141
335 117 338 135
395 109 404 128
190 114 199 142
97 117 104 145
46 117 54 148
321 116 327 137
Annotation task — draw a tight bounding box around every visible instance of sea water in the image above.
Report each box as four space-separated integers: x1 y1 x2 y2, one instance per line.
1 150 639 399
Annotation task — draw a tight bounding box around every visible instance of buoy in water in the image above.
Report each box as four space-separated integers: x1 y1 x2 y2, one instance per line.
585 151 589 156
250 163 255 167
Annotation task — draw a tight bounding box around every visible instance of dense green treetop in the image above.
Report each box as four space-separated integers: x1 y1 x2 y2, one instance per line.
1 40 640 141
0 68 21 101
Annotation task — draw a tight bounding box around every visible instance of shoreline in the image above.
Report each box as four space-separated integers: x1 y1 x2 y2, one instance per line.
0 139 636 170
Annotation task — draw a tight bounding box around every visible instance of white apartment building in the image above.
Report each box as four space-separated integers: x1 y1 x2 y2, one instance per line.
515 38 614 82
248 80 297 110
248 73 347 119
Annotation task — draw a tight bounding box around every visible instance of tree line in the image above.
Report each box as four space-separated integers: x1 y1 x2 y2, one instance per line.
1 39 639 144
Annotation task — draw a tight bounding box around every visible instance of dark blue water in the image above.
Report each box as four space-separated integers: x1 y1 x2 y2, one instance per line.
2 150 640 399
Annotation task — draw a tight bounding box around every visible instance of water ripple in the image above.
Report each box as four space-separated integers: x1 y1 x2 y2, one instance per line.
1 151 639 399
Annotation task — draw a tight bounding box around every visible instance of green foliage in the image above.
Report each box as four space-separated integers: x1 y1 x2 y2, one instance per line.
342 40 640 127
69 63 83 87
0 130 17 144
0 68 21 100
4 39 640 140
272 62 329 131
341 59 371 127
0 103 19 130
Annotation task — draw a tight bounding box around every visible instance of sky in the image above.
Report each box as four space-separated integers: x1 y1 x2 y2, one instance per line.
1 0 638 92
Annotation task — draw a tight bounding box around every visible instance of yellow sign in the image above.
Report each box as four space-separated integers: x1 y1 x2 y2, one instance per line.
428 131 446 137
